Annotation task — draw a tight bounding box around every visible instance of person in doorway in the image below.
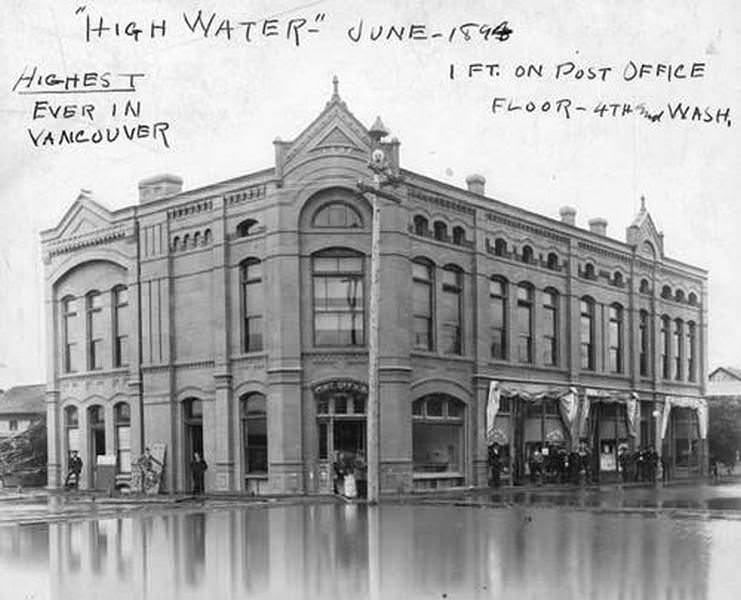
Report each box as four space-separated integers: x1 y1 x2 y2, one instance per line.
488 444 502 488
65 450 83 489
191 452 208 495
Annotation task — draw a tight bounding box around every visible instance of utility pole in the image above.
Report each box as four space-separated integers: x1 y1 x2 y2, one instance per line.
360 115 400 504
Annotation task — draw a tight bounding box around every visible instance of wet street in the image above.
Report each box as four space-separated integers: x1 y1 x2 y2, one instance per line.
1 483 741 600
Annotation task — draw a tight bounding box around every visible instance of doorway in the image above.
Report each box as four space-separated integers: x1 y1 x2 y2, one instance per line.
88 405 106 487
184 398 204 492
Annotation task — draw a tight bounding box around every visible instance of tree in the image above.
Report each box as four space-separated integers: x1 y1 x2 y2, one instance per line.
708 399 741 466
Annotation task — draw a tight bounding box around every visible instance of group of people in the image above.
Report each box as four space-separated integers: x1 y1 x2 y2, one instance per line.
64 447 208 495
333 451 367 499
617 446 660 483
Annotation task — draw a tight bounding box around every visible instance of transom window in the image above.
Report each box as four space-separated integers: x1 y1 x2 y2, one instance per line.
412 395 464 420
313 250 365 346
312 203 362 228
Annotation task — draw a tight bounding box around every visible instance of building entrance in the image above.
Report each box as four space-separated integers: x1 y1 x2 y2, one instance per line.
184 399 204 492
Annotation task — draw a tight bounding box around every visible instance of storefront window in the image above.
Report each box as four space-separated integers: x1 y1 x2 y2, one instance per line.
412 394 465 474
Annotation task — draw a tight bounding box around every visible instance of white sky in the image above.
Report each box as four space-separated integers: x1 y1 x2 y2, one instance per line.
0 0 739 389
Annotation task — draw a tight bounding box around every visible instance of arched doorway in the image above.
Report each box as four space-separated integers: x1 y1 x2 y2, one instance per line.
88 405 105 487
183 398 203 492
314 380 367 494
412 394 465 490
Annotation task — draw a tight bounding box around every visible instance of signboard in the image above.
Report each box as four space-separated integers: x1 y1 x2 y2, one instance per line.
95 454 117 492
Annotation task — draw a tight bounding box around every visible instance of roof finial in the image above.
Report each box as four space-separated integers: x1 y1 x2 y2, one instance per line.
640 195 646 210
332 75 340 100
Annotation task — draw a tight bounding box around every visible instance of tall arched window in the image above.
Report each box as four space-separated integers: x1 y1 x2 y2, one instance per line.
613 271 624 287
62 296 79 373
88 405 106 462
193 231 201 248
441 266 462 355
86 291 103 370
542 289 558 366
494 238 507 257
640 278 651 294
412 259 434 351
240 258 264 353
675 289 685 303
313 249 365 346
687 321 697 382
639 310 650 377
583 263 596 280
688 292 698 306
241 393 268 475
312 203 362 228
452 226 466 245
64 406 79 460
516 284 534 363
661 285 672 299
521 245 534 264
580 298 595 370
489 278 507 360
114 402 131 474
236 219 258 237
546 252 559 271
433 221 448 242
413 215 428 236
608 304 624 373
673 318 684 380
661 315 671 379
113 286 129 367
412 394 465 476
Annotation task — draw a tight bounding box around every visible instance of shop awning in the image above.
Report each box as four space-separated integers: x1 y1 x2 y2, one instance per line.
660 396 708 440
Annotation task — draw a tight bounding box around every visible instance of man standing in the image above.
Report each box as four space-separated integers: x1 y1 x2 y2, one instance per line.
191 452 208 495
65 450 82 489
488 444 501 488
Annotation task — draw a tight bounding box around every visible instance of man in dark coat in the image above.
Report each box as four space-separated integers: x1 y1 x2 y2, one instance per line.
191 452 208 495
65 450 82 489
488 444 502 488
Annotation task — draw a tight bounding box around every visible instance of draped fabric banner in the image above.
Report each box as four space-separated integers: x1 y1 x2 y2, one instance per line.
661 396 709 440
578 395 591 439
485 381 500 446
625 394 640 438
558 388 579 446
581 389 640 438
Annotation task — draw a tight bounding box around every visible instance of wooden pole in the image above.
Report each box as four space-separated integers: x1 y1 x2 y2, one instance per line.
367 174 381 504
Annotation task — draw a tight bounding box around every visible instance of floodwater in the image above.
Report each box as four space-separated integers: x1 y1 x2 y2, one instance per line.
1 492 741 600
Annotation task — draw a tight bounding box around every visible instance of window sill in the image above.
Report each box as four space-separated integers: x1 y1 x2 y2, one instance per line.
412 472 463 480
59 368 130 380
245 474 268 480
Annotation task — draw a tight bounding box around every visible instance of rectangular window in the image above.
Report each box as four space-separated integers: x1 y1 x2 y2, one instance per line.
542 292 557 366
242 260 264 352
687 322 697 382
313 254 364 347
673 320 683 381
580 300 594 370
661 317 670 379
9 420 18 432
639 311 649 377
113 287 129 367
489 280 507 360
116 426 131 473
88 293 104 370
516 286 533 363
440 269 462 355
63 298 79 373
609 305 623 373
412 262 433 350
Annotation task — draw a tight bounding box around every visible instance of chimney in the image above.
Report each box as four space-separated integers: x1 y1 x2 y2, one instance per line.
588 217 608 236
465 174 486 195
559 206 576 226
138 174 183 203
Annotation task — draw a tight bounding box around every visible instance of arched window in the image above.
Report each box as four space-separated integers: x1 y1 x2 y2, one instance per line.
640 278 651 294
546 252 559 271
516 284 533 363
688 292 698 306
313 249 364 346
412 394 465 476
580 298 595 370
521 245 534 264
639 310 650 377
452 226 466 245
62 296 79 373
312 203 362 228
182 234 190 249
675 289 685 303
583 263 596 280
543 289 558 366
114 402 131 474
687 321 697 382
608 304 624 373
660 315 671 379
113 286 128 368
489 278 507 360
441 266 463 355
203 229 212 244
673 318 684 380
412 259 434 351
613 271 624 287
661 285 672 299
494 238 507 257
237 219 258 238
86 291 103 371
240 258 264 353
433 221 448 242
193 231 201 248
171 236 180 251
241 393 267 475
413 215 429 236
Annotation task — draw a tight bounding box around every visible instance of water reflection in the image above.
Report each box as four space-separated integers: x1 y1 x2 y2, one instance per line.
1 502 740 599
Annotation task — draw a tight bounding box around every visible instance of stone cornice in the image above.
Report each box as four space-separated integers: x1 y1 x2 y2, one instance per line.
46 226 128 257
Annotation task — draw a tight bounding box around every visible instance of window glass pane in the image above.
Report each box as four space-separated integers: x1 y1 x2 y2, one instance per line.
189 400 202 418
412 422 462 473
318 422 328 459
489 280 504 296
412 400 424 416
413 282 431 315
317 399 329 414
89 294 103 310
412 262 430 281
338 257 363 272
426 396 444 417
334 396 347 414
354 397 365 415
441 269 459 288
447 400 463 418
517 286 531 302
313 257 337 272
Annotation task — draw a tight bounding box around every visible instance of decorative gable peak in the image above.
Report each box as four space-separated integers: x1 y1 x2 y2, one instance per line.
626 195 664 259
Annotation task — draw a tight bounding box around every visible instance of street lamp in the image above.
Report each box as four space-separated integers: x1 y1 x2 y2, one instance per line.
358 116 401 504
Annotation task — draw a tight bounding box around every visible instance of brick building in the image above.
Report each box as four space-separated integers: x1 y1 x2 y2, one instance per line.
41 83 708 493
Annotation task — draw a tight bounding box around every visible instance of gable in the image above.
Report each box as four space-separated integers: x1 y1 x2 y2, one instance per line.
626 197 664 258
52 194 115 241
